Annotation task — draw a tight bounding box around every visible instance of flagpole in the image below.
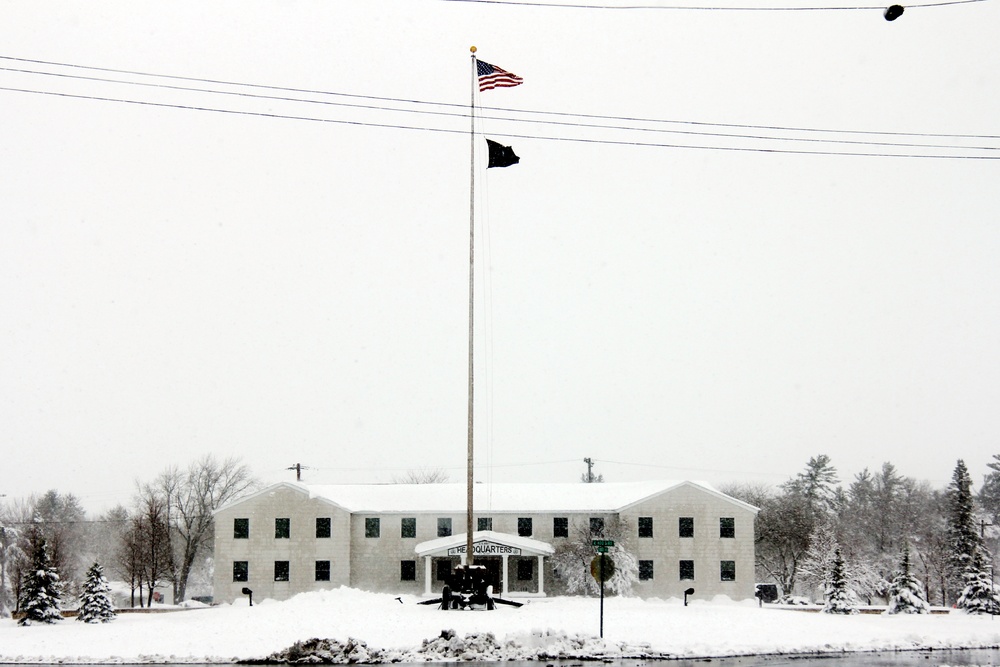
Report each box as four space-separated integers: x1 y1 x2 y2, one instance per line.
466 45 477 568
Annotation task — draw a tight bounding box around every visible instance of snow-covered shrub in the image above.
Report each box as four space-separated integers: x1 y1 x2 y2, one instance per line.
18 537 62 625
823 548 858 614
957 548 1000 615
886 546 930 614
77 562 116 623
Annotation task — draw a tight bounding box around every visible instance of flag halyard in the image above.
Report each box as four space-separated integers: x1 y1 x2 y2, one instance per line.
477 60 523 92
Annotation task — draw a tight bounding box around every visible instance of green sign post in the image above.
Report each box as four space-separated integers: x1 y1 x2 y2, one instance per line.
591 540 615 637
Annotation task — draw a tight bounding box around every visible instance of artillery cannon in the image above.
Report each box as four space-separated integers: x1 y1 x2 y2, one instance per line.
418 564 523 610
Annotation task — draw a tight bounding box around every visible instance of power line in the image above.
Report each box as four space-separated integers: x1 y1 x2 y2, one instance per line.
5 63 997 154
3 54 997 141
3 85 997 160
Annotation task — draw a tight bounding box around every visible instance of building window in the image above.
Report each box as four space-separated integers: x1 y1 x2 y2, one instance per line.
639 560 654 581
638 517 653 538
721 560 736 581
478 517 492 532
233 561 248 582
401 517 416 538
437 518 452 537
316 517 331 538
590 517 605 535
315 560 331 581
274 561 289 582
365 517 380 538
679 517 694 538
720 517 735 538
518 517 533 537
517 559 533 581
436 559 452 581
553 517 569 538
401 560 417 581
680 560 695 580
275 518 290 539
234 518 249 539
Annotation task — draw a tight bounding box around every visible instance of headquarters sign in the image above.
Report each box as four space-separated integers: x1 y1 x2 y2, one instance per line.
448 541 522 556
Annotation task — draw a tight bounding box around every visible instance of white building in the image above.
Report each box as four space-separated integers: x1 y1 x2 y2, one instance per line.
212 480 758 603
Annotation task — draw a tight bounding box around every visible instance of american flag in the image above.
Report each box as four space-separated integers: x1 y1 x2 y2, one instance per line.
477 60 523 92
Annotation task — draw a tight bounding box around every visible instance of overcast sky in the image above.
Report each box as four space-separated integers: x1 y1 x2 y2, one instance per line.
1 0 998 513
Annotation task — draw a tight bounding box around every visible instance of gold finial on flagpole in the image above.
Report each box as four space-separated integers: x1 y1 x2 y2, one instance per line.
470 46 477 53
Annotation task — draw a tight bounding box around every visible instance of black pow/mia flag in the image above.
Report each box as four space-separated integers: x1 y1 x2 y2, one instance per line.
486 139 519 168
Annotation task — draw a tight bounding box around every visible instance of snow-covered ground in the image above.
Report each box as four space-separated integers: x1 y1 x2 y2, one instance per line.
3 588 1000 664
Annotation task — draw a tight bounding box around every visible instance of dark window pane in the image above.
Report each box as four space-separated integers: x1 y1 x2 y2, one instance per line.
234 518 249 539
437 518 452 537
315 560 331 581
553 517 569 538
275 518 290 539
639 560 654 581
590 517 605 535
721 560 736 581
720 517 735 538
436 559 452 581
518 517 533 537
478 517 492 532
233 561 248 582
274 561 289 582
517 559 533 581
680 560 695 580
365 517 380 538
400 560 417 581
401 517 416 538
316 517 332 538
679 517 694 538
638 517 653 538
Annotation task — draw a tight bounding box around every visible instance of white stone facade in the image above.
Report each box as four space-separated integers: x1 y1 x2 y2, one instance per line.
212 480 758 604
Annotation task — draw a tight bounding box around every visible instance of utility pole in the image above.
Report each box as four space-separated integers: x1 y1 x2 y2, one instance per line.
286 463 309 482
583 457 602 483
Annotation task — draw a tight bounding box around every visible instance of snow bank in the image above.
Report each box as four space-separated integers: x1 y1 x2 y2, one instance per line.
3 587 1000 664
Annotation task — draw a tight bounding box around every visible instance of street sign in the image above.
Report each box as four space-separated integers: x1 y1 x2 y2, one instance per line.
591 539 615 548
597 546 608 553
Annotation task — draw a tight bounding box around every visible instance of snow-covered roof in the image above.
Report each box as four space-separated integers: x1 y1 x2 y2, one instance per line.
284 479 757 514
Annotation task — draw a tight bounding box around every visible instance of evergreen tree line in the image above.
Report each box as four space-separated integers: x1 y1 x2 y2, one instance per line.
0 455 258 618
724 455 1000 612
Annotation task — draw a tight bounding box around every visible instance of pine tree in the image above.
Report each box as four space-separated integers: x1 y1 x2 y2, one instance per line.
17 537 62 626
887 545 931 614
823 548 858 614
947 460 981 579
956 547 1000 615
77 562 116 623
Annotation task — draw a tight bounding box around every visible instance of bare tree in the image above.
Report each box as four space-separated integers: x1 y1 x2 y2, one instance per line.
0 519 23 618
28 491 86 598
717 480 774 509
155 456 259 602
392 468 450 484
754 489 814 596
132 488 173 607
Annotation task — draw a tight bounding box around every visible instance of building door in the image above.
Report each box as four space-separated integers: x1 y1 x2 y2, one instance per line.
477 556 503 594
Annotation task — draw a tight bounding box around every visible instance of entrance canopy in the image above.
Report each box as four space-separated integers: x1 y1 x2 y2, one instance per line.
414 530 554 597
415 530 554 559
